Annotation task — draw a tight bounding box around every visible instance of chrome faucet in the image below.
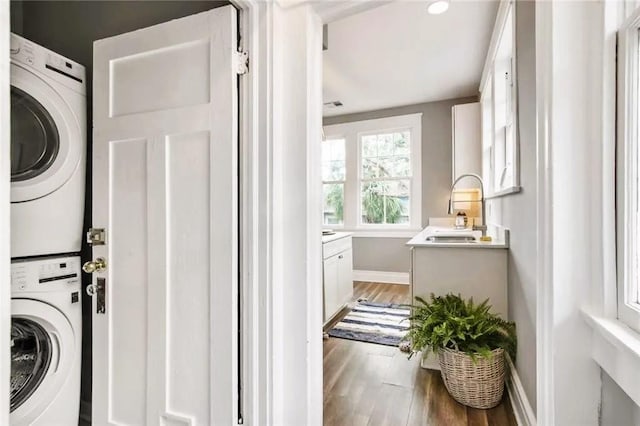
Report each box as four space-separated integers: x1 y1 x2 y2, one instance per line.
447 173 490 240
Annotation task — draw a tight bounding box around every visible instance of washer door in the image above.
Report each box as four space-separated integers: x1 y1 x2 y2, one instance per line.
10 63 82 202
10 299 76 424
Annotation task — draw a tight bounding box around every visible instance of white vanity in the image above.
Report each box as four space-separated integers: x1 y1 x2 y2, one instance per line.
407 226 508 369
322 232 353 324
406 226 509 318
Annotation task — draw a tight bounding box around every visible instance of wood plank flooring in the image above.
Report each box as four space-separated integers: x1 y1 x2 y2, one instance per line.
323 281 517 426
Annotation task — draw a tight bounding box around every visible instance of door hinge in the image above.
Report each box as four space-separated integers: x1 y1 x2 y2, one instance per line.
234 49 249 75
87 228 106 246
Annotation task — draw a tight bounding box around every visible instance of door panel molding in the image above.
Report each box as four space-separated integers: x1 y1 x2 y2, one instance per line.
92 6 238 425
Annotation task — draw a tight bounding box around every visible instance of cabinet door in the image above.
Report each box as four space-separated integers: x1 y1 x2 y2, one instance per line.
323 254 339 322
452 102 481 188
337 248 353 305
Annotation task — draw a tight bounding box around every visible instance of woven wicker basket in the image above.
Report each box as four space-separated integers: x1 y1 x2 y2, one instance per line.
438 347 505 409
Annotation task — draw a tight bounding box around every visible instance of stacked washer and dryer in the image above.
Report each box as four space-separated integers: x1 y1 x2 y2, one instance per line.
10 33 85 425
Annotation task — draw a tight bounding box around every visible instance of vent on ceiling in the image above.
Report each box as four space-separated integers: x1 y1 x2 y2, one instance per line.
323 101 343 109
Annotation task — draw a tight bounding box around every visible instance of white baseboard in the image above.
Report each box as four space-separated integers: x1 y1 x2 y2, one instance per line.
353 270 409 285
506 354 536 426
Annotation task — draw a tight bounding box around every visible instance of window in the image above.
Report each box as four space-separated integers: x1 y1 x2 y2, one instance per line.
480 0 520 197
360 131 411 225
617 15 640 331
322 138 346 225
323 114 422 235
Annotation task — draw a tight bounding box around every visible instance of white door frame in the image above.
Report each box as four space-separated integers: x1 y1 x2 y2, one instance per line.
535 2 554 423
233 1 388 424
0 2 11 423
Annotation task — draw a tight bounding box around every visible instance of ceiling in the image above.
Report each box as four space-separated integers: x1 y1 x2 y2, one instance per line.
323 0 499 117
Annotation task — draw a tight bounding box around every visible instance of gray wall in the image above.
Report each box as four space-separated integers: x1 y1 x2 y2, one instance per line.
10 0 22 34
600 371 640 426
324 96 477 272
485 0 537 410
352 238 410 272
12 0 229 419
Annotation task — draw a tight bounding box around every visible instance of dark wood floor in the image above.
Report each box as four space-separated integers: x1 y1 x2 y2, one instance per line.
323 281 517 426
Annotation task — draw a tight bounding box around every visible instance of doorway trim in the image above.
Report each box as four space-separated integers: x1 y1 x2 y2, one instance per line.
0 1 10 423
233 1 391 424
534 1 554 424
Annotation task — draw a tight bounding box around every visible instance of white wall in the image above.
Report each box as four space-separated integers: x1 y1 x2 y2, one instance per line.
486 0 537 409
536 0 608 423
600 371 640 426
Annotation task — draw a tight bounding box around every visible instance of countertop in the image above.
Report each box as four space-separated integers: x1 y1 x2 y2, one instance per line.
322 231 353 244
406 226 509 249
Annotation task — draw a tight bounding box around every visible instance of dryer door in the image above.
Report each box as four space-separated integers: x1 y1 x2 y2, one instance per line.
10 299 75 425
10 63 82 202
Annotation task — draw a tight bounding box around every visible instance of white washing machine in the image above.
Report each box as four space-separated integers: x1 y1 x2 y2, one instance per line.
10 256 82 426
10 33 86 258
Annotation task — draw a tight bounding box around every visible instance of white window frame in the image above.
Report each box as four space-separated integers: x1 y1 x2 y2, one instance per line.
323 113 422 236
617 9 640 331
479 0 520 198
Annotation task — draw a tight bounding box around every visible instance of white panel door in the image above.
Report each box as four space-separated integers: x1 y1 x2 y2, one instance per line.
91 6 238 426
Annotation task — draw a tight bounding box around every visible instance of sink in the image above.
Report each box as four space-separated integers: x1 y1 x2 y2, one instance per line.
425 235 477 243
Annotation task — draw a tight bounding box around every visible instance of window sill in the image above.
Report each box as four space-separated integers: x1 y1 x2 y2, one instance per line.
344 229 422 238
485 186 521 200
581 309 640 406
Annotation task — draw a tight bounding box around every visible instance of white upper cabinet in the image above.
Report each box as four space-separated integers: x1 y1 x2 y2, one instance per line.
480 0 520 197
452 102 481 189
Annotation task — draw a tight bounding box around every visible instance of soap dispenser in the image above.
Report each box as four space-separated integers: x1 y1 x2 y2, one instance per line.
455 212 468 229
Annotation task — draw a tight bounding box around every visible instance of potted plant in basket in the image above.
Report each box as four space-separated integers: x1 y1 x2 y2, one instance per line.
405 293 516 409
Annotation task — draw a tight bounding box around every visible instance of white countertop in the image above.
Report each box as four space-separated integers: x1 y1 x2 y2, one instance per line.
406 226 509 248
322 231 353 244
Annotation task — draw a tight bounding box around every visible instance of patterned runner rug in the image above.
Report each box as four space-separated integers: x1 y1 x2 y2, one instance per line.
327 301 410 346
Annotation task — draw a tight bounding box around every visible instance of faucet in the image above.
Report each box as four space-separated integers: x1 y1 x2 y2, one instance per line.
447 173 491 241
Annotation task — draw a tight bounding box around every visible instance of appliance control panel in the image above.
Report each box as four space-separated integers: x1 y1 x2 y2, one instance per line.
12 256 81 293
10 33 86 94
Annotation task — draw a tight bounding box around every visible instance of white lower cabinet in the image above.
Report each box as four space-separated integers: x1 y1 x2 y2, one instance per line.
322 234 353 324
410 245 508 370
411 246 508 317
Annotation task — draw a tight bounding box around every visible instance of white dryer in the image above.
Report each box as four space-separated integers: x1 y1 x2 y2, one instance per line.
10 255 82 426
10 33 86 258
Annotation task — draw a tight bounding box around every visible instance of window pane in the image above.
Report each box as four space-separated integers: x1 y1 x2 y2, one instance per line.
361 131 411 179
322 138 346 181
394 131 410 155
361 180 410 225
323 183 344 225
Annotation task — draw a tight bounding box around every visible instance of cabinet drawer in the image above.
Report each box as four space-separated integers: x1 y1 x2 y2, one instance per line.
323 236 352 259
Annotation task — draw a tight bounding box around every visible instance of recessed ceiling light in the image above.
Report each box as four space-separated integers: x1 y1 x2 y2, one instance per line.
427 0 449 15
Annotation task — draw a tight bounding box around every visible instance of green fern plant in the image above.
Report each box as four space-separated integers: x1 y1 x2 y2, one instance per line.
405 293 516 362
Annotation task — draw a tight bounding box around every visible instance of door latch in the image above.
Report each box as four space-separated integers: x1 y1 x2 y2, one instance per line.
86 228 106 246
86 278 106 314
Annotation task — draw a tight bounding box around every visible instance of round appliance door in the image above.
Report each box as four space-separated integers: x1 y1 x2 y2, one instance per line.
10 299 76 425
10 62 82 202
